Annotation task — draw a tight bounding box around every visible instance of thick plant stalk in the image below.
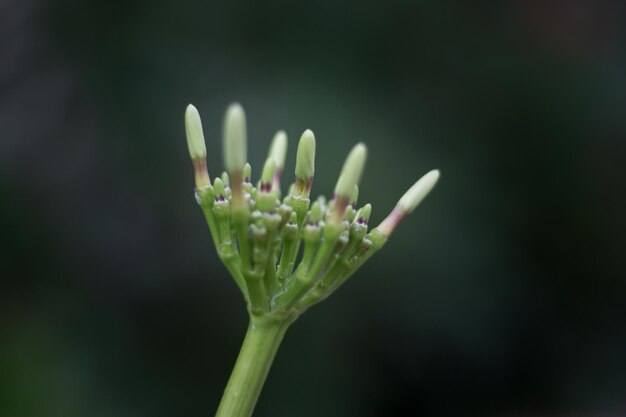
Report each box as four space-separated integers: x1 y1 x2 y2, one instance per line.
215 315 293 417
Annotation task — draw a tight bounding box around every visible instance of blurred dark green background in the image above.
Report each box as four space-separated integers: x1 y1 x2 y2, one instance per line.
2 0 625 416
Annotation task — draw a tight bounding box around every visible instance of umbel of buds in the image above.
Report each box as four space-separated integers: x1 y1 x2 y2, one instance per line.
185 103 439 417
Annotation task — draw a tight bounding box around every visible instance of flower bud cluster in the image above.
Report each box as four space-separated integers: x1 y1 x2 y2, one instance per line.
186 103 439 315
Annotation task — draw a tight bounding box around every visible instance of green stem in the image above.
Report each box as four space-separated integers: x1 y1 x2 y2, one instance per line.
277 197 309 282
244 271 270 313
215 315 294 417
221 254 248 298
262 236 279 296
234 218 252 272
276 238 297 282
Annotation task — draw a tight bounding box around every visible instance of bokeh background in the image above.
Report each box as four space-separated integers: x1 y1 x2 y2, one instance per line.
2 0 625 416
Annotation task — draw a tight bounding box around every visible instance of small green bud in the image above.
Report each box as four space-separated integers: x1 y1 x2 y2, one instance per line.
221 171 230 187
213 177 226 198
242 164 253 194
334 143 367 198
349 205 369 247
185 104 206 160
260 157 276 191
185 104 210 188
308 201 324 223
327 144 367 223
398 169 440 214
357 203 372 224
295 130 316 181
212 178 229 219
243 163 252 183
223 103 247 175
292 130 316 199
344 206 356 223
282 212 299 241
268 131 288 170
343 185 359 222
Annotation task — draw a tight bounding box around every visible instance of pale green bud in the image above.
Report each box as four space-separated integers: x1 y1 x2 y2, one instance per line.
221 171 230 187
185 104 206 160
223 103 247 175
398 170 440 214
260 157 276 189
334 143 367 198
308 201 324 223
213 177 225 197
185 104 210 187
349 204 370 248
243 163 252 182
282 212 299 241
268 131 288 170
256 159 279 211
295 130 316 181
358 203 372 224
376 170 440 237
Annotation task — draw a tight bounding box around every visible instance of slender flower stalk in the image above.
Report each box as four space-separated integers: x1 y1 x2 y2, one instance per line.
183 103 440 417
